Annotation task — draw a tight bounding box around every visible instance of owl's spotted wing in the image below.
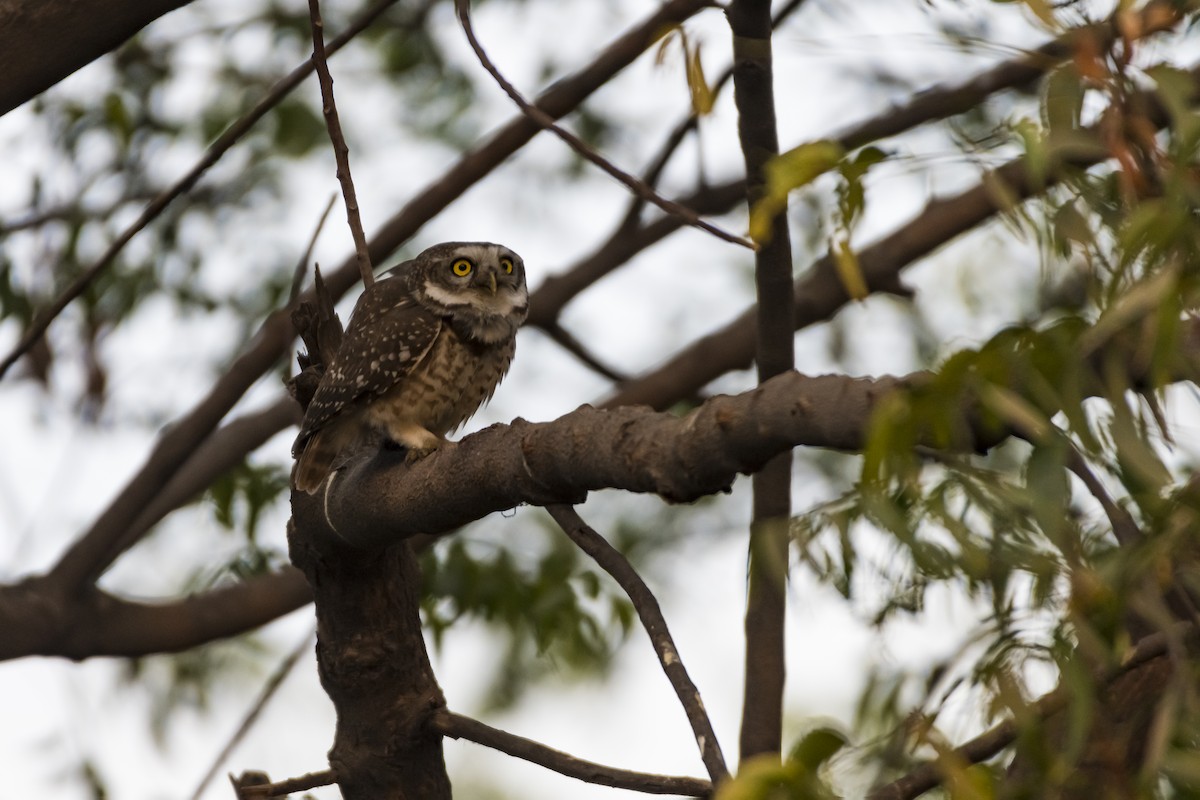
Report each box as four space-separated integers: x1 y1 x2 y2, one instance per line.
294 276 442 451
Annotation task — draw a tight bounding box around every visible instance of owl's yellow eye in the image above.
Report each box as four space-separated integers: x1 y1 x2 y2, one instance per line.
500 257 514 274
451 259 473 277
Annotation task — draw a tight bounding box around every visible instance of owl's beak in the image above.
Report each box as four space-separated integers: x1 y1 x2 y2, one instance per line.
487 273 498 295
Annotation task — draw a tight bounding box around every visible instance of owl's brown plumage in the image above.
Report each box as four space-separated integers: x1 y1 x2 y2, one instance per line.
292 242 528 494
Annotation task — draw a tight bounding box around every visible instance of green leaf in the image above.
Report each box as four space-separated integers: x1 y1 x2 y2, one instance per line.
749 140 845 243
787 726 847 772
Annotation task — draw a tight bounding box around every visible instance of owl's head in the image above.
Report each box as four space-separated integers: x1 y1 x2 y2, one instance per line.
405 242 529 343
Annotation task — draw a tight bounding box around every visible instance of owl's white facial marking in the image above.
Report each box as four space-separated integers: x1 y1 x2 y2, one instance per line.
421 279 527 317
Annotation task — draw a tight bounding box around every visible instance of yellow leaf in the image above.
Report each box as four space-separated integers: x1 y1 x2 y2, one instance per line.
832 236 868 301
748 140 844 244
686 43 714 116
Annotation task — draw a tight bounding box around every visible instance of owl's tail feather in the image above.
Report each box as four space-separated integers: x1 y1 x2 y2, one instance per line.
292 421 357 494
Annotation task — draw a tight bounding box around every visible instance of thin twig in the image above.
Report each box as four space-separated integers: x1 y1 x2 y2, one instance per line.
238 769 337 797
620 0 811 231
289 194 338 307
868 622 1197 800
190 628 315 800
546 504 730 784
454 0 754 251
1063 447 1143 547
540 322 629 383
307 0 374 288
429 709 712 796
0 0 408 381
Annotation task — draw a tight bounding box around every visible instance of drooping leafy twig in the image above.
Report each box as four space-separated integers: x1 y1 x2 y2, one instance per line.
868 622 1197 800
428 709 713 796
307 0 374 288
546 504 730 784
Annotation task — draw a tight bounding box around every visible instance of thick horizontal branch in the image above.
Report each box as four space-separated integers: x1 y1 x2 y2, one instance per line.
292 371 907 547
293 307 1200 549
0 567 310 661
429 709 712 796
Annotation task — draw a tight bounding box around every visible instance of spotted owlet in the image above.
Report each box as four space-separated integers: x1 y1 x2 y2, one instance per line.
292 241 528 494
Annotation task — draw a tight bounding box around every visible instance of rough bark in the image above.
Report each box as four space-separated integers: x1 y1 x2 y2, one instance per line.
288 521 450 799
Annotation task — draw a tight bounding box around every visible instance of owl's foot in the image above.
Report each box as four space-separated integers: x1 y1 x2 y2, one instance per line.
404 443 440 464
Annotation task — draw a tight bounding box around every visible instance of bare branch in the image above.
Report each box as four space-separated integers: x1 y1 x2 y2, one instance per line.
454 0 754 251
190 628 316 800
0 567 311 661
1065 447 1144 548
547 505 729 784
239 769 337 797
289 194 338 307
429 709 713 796
307 0 374 288
0 0 413 380
537 323 630 383
727 0 794 760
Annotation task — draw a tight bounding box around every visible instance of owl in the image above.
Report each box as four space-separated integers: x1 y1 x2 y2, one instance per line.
292 241 528 494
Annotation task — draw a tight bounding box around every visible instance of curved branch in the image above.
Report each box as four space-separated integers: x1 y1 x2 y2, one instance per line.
429 709 713 796
547 505 729 784
0 567 311 661
292 308 1200 549
454 0 752 250
291 370 898 548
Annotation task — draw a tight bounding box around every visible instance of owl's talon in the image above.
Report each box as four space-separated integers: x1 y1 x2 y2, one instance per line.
405 445 439 464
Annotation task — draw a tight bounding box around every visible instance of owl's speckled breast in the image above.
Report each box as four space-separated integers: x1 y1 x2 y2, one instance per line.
364 323 514 439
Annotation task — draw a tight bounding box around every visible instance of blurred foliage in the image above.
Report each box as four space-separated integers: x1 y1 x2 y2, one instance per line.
785 20 1200 794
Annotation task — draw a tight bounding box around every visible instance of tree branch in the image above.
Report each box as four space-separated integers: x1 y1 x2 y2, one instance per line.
0 0 193 117
238 769 336 797
547 505 729 784
307 0 374 288
727 0 794 760
429 708 713 796
0 567 311 661
287 305 1200 549
454 0 753 250
0 0 412 380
